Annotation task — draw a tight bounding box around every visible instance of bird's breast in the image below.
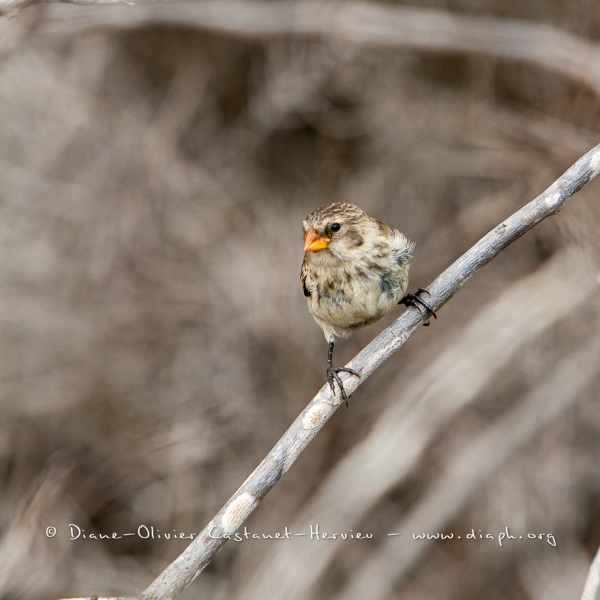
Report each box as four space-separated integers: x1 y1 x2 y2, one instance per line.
303 258 407 338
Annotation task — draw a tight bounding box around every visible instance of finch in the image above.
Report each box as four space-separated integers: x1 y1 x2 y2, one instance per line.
301 202 431 401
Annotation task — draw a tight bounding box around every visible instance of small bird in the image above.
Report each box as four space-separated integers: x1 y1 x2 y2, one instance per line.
301 202 433 401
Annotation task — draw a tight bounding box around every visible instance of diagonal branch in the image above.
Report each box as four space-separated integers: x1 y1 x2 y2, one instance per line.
239 246 598 600
129 146 600 598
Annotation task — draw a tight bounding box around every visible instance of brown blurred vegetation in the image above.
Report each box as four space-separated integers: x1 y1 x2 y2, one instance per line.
1 1 600 599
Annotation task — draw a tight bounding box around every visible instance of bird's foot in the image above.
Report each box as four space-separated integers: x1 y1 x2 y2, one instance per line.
399 288 437 325
327 365 360 406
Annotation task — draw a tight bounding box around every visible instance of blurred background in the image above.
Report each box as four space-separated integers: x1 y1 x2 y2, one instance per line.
1 1 600 599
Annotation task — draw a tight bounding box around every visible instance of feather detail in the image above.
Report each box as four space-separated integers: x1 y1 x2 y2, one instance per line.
301 203 413 341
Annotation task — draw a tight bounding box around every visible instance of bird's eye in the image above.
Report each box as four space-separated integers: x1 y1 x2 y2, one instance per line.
330 223 341 233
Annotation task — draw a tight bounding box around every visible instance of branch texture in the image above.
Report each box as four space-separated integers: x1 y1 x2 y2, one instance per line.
239 247 599 600
136 146 600 599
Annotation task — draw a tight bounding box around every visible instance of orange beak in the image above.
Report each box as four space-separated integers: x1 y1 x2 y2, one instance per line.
303 229 330 252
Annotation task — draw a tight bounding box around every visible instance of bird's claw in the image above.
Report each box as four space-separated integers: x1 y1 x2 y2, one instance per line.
327 365 360 406
400 288 437 325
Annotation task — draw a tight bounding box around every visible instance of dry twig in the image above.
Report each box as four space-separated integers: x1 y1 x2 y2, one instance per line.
239 247 598 600
114 146 600 598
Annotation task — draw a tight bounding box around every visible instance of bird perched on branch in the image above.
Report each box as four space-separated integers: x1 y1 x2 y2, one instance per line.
301 202 434 401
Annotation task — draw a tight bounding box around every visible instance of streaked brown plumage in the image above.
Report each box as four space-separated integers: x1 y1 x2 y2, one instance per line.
301 202 424 400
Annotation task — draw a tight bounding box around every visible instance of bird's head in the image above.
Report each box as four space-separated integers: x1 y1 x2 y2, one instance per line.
302 202 379 261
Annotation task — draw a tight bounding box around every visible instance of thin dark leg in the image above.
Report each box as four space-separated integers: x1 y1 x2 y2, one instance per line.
399 287 437 325
326 339 360 405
